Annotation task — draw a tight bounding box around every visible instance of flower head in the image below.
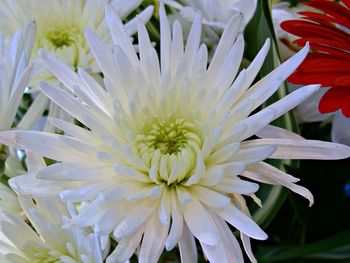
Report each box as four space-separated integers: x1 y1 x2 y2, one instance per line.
0 0 154 83
281 0 350 117
0 197 103 263
1 4 350 263
0 153 104 263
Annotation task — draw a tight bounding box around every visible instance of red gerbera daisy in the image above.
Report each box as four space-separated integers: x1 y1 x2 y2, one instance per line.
281 0 350 117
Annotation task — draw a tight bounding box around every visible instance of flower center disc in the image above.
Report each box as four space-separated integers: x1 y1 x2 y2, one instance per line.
140 119 199 155
45 27 79 49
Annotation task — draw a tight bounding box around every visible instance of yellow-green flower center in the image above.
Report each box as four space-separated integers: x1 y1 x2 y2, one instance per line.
45 27 80 49
137 119 201 155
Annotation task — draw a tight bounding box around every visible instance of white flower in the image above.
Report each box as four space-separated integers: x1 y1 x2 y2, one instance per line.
0 197 104 263
0 153 104 263
0 0 154 84
1 4 350 263
164 0 257 46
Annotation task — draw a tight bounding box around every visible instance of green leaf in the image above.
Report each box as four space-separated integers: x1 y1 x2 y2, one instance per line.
258 228 350 262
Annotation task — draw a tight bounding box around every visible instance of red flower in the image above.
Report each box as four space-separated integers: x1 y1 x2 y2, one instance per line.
281 0 350 117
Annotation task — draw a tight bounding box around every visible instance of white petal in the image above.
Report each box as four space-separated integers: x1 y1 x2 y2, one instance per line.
107 226 144 263
124 6 154 35
139 213 168 263
159 3 171 74
241 233 257 263
182 197 220 245
246 162 314 206
113 200 158 239
207 14 242 83
192 185 231 208
212 178 259 195
0 130 97 163
178 223 198 263
9 175 65 197
40 50 83 93
212 203 267 240
332 112 350 146
242 138 350 160
256 125 304 140
207 142 240 165
165 189 184 250
233 145 277 164
296 86 333 122
105 6 138 65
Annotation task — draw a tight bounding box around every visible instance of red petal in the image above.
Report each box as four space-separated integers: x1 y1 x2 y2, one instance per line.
303 0 350 29
343 0 350 10
294 37 350 53
342 99 350 117
334 76 350 87
319 87 350 115
281 20 349 43
288 72 344 86
297 54 350 73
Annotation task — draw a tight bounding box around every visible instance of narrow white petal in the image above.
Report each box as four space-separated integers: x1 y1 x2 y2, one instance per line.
40 50 83 93
159 3 171 74
107 226 144 263
242 139 350 160
0 130 97 162
207 142 240 165
246 162 314 206
207 14 242 82
17 92 48 129
182 197 220 246
241 234 257 263
178 223 198 263
192 185 231 208
212 178 259 195
245 43 310 100
332 112 350 146
113 200 158 239
256 125 304 140
124 6 154 35
139 214 168 263
212 204 267 240
105 6 138 65
165 189 184 250
9 175 65 197
233 145 277 164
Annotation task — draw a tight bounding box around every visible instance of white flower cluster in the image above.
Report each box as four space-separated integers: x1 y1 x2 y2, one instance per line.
0 1 348 263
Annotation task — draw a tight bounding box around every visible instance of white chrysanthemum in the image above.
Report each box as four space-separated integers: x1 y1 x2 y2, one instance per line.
0 197 104 263
0 153 104 263
1 5 350 263
0 0 154 83
164 0 257 45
